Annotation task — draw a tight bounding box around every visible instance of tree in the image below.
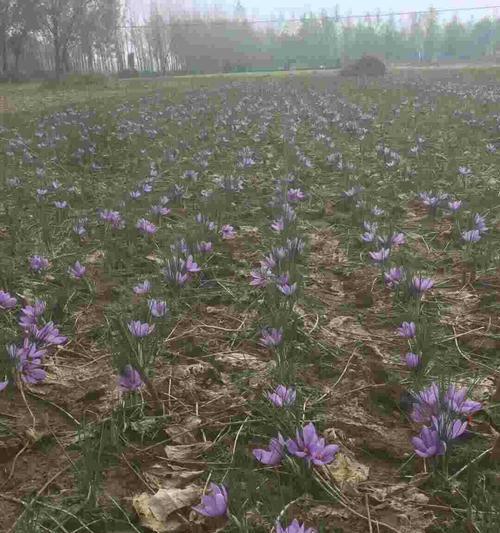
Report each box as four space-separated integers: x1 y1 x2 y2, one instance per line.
39 0 95 79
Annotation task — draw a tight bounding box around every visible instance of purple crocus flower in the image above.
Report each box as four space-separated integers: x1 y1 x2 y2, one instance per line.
411 276 434 297
250 267 272 288
17 338 47 361
444 385 482 416
185 255 200 273
136 218 157 235
448 200 462 213
19 357 46 384
411 426 446 458
29 255 49 273
197 241 213 254
431 415 468 442
148 299 168 318
259 327 283 348
286 422 339 466
221 224 236 240
462 230 481 243
390 232 406 246
54 200 69 209
410 383 441 423
19 300 46 328
118 365 144 392
68 261 86 279
473 214 488 234
404 352 421 369
369 248 390 263
396 321 416 338
287 188 305 202
277 279 297 296
32 322 67 346
371 206 384 216
150 204 171 217
267 385 296 407
127 320 155 338
271 217 285 233
133 280 151 295
0 378 8 392
192 483 228 517
384 267 405 288
253 434 286 466
361 232 376 243
0 290 17 310
276 519 317 533
100 210 125 230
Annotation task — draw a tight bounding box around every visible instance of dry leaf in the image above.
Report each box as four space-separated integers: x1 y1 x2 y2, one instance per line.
165 416 202 444
133 485 200 533
164 441 212 462
325 453 369 490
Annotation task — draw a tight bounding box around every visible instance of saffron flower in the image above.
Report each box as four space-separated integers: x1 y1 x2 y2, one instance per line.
54 200 69 209
253 434 286 466
250 266 272 288
197 241 213 254
462 229 481 243
118 365 144 392
397 321 416 338
286 422 339 466
0 378 8 392
29 255 49 272
0 290 17 310
432 415 468 442
271 217 285 233
100 209 125 230
287 188 305 202
277 279 298 296
150 204 171 217
148 299 168 318
369 248 390 263
267 385 296 407
133 280 151 295
192 483 228 517
384 267 405 288
136 218 157 235
448 200 462 212
276 519 317 533
32 322 67 346
444 385 481 416
68 261 86 279
404 352 421 369
473 213 488 234
411 426 445 458
411 276 434 297
221 224 236 240
259 327 283 348
390 232 406 246
128 320 155 338
19 300 46 328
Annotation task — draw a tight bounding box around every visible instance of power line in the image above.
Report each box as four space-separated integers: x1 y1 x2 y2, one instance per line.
120 4 500 29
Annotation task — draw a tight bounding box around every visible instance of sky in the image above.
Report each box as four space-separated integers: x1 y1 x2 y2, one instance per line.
125 0 500 24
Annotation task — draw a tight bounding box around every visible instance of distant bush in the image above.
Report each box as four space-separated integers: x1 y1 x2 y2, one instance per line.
40 73 112 90
340 55 386 77
117 69 139 79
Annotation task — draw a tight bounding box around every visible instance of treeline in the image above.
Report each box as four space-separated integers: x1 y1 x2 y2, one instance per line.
0 0 499 80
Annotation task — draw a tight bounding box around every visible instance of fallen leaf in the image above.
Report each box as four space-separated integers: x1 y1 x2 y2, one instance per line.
164 441 212 462
133 485 200 533
165 416 202 444
325 453 369 490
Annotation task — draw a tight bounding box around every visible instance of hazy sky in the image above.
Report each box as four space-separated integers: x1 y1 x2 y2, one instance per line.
126 0 500 23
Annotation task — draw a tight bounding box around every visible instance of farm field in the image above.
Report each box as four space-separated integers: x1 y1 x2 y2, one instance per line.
0 69 499 533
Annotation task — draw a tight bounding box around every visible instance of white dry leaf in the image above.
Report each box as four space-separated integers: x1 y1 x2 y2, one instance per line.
133 485 200 533
164 441 213 462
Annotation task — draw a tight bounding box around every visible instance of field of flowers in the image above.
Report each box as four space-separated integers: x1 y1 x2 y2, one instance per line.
0 70 499 533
